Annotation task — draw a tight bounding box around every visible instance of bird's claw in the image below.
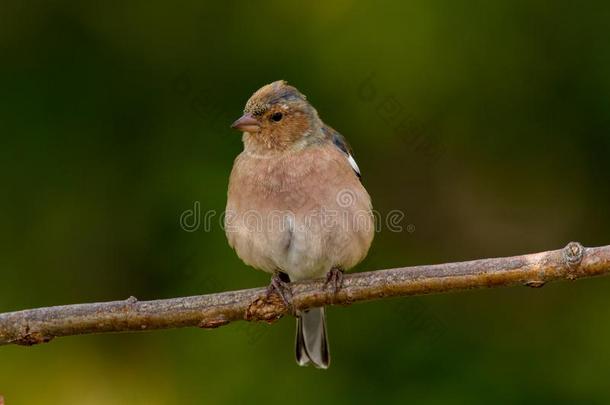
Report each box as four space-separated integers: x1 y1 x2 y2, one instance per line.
267 272 295 315
324 267 344 300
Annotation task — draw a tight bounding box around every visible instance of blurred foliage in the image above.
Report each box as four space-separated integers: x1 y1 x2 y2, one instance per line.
1 0 610 403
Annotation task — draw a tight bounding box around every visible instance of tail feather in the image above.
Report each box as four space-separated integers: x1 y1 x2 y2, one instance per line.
295 307 329 369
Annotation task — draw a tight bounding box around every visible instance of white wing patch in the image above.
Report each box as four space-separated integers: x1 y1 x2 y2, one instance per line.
347 154 361 177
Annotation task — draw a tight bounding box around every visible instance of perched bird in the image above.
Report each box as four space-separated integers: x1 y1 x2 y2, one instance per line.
226 80 374 368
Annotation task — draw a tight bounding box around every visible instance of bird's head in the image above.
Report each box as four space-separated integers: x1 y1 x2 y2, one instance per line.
231 81 321 151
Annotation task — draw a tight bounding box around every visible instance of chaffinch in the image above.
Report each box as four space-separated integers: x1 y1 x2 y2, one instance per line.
226 80 374 369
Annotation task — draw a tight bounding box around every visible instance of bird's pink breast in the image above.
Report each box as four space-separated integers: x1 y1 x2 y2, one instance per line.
225 144 374 281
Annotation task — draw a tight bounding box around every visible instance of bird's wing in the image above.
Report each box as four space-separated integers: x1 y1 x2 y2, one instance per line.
322 124 361 179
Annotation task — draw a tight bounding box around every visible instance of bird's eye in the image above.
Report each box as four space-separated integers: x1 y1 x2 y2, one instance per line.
271 112 283 122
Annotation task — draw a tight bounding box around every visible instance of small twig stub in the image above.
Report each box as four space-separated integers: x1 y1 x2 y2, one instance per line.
0 242 609 347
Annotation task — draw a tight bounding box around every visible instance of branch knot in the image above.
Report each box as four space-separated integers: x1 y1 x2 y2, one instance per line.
563 241 585 278
1 243 608 347
14 331 53 346
245 293 288 323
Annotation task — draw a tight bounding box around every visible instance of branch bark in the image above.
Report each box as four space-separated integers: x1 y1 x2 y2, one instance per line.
1 242 609 347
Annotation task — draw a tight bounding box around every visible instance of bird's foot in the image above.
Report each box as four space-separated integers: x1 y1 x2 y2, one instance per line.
324 267 344 300
266 272 294 314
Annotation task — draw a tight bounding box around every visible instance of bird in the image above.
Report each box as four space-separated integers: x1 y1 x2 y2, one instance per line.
225 80 374 369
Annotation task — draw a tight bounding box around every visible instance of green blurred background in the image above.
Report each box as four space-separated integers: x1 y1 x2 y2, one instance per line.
1 0 610 403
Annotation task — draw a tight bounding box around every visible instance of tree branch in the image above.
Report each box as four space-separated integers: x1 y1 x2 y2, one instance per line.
1 242 609 347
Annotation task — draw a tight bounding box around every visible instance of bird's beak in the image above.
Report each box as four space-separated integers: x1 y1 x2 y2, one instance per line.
231 113 260 133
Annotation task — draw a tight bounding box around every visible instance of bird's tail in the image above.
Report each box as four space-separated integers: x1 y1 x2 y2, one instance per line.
295 307 330 369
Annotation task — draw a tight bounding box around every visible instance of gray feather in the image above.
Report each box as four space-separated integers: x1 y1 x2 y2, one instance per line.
295 308 330 369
